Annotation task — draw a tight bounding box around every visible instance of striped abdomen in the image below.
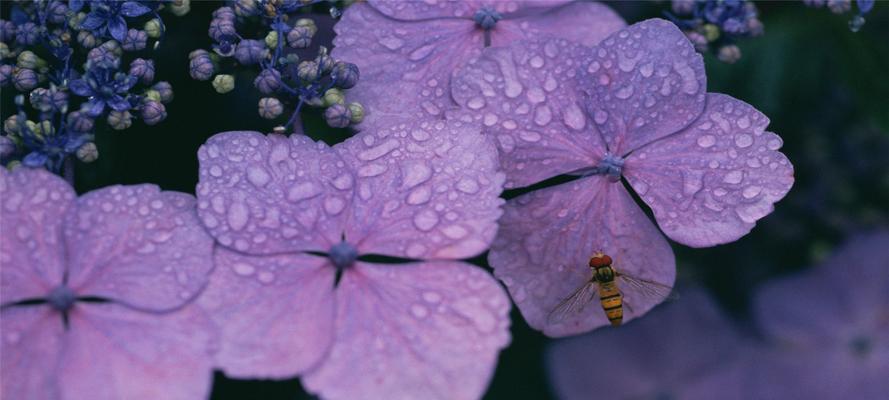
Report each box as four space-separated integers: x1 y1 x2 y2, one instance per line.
599 282 623 326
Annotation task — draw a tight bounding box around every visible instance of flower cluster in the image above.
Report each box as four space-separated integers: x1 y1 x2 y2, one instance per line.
0 0 186 175
190 0 363 132
667 0 764 63
803 0 875 32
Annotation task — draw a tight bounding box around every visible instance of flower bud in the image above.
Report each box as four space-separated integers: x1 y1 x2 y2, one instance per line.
0 65 12 87
212 74 235 94
295 18 317 36
265 30 278 49
258 97 283 119
701 24 720 42
0 20 15 42
717 45 742 64
13 68 38 91
348 102 364 124
0 42 9 59
323 88 345 107
331 62 359 89
87 46 120 69
324 104 351 128
213 6 236 20
4 116 20 135
171 0 191 16
286 26 313 49
77 30 98 48
140 101 167 125
827 0 851 13
129 58 155 84
0 135 15 159
16 22 41 46
47 1 69 24
254 68 281 94
107 110 133 130
67 111 94 133
189 52 216 81
16 51 43 70
234 0 258 17
122 29 148 51
145 19 163 38
235 39 268 65
208 17 236 41
76 142 98 163
297 60 319 81
316 47 335 73
152 81 174 103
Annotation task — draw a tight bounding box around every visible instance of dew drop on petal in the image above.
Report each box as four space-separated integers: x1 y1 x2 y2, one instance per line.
742 185 762 199
232 262 256 276
412 209 439 231
697 135 716 148
534 105 552 126
734 134 753 148
246 166 271 187
563 103 586 130
410 303 429 319
227 202 249 231
723 170 744 184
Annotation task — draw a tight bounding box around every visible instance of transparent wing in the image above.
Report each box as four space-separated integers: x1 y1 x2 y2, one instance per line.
547 279 598 325
617 273 678 302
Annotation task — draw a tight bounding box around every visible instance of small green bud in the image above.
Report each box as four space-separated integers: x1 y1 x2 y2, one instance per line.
0 42 10 59
212 74 235 94
144 89 162 103
297 61 319 81
348 102 364 124
3 116 20 135
701 24 720 42
323 88 345 107
107 110 133 130
145 19 163 39
295 18 317 36
258 97 283 119
265 31 278 49
171 0 191 16
17 51 43 70
76 142 98 163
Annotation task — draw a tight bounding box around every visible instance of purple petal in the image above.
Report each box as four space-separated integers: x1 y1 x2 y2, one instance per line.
497 1 625 47
80 14 105 30
196 131 348 254
120 1 152 17
547 289 747 400
333 3 477 129
367 0 480 20
58 304 214 400
450 38 607 188
488 176 675 337
107 95 131 112
335 119 504 259
68 79 93 97
579 19 707 155
63 186 214 311
0 307 64 399
108 16 127 42
0 168 76 304
303 261 511 400
198 249 335 378
86 99 106 117
624 94 794 247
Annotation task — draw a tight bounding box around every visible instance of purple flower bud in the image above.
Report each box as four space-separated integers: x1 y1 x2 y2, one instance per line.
258 97 283 119
152 81 174 103
16 22 41 46
253 68 281 94
828 0 851 13
286 26 313 49
122 29 148 51
0 135 15 159
324 103 351 128
13 68 38 91
685 31 709 53
140 100 167 125
331 62 359 89
0 20 15 43
671 0 696 15
29 88 67 113
47 1 69 24
316 52 335 73
75 142 98 163
189 52 216 81
0 65 12 87
234 39 267 65
87 46 120 69
67 111 95 133
208 17 237 41
107 110 133 130
717 44 742 64
77 31 98 49
234 0 258 17
297 60 319 81
747 18 764 36
213 6 236 20
129 58 155 84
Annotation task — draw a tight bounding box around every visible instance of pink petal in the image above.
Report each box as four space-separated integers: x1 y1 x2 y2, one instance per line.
0 168 75 304
367 0 481 20
624 94 794 247
197 131 348 254
495 1 626 48
303 261 511 400
58 303 214 400
0 306 64 399
198 248 336 378
333 3 478 129
450 38 607 188
488 176 675 337
335 119 504 259
547 289 747 400
63 185 214 311
580 18 707 155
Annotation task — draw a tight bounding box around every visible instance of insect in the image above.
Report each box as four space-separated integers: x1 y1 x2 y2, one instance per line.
548 251 675 326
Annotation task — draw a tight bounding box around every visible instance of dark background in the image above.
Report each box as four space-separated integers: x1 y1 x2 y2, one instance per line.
3 1 888 399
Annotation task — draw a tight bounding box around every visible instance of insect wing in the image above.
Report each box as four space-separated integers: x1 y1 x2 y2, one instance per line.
547 280 598 325
617 274 678 302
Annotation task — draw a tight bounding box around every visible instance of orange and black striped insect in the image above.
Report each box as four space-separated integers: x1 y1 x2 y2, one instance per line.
548 251 675 326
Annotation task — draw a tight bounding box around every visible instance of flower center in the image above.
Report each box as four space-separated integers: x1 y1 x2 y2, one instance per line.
329 241 358 270
48 285 76 312
473 7 502 30
596 153 624 182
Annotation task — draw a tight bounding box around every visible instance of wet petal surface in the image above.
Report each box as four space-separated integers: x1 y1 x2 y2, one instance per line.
197 131 348 254
497 1 625 48
336 119 504 260
579 18 707 155
0 168 75 304
488 176 675 337
303 261 511 400
198 249 336 378
64 186 214 311
451 38 607 188
0 306 64 400
624 94 794 247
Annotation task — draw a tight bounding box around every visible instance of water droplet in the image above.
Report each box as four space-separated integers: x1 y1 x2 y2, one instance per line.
467 97 486 110
232 262 255 276
324 197 346 215
227 202 249 231
442 225 469 239
543 75 558 92
246 166 271 187
413 209 439 231
587 61 600 73
734 134 753 148
697 135 716 148
737 116 751 129
407 187 432 205
332 174 353 190
402 162 432 188
640 62 654 77
408 44 435 61
483 113 498 126
258 271 275 284
502 120 517 130
616 85 634 99
634 180 649 195
543 40 559 58
598 74 611 86
410 303 429 318
563 103 586 130
527 87 545 104
529 56 544 68
358 138 400 161
423 291 442 304
682 170 704 196
673 60 699 94
742 186 762 199
287 182 322 202
379 37 403 50
534 105 552 126
456 178 480 193
723 170 744 184
767 138 782 150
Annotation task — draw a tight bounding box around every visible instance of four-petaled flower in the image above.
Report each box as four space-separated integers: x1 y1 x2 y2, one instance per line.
0 167 217 400
79 0 153 42
450 19 793 336
69 68 138 117
333 0 626 128
195 118 510 400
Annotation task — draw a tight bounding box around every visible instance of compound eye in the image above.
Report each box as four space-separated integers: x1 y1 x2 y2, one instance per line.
589 254 612 268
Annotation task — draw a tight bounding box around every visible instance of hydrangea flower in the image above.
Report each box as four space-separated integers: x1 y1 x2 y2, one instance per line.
195 119 510 399
0 167 216 399
450 19 794 336
547 289 749 400
68 67 138 117
78 0 153 42
749 230 889 399
333 0 626 128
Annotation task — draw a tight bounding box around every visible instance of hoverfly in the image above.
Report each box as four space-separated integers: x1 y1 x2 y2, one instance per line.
547 251 675 326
